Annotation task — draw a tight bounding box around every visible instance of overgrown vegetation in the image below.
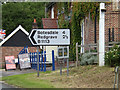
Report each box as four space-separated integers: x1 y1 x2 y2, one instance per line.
57 2 100 61
80 53 98 65
105 45 120 67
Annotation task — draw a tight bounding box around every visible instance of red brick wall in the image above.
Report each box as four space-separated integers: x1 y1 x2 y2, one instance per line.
84 2 120 48
0 46 38 68
84 18 96 46
105 3 120 42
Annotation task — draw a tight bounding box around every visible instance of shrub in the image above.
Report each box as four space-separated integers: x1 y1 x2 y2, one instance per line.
80 53 98 66
105 45 120 67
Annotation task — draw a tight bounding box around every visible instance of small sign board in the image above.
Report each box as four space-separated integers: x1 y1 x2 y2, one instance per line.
29 29 70 45
5 56 16 70
57 46 69 59
18 53 31 69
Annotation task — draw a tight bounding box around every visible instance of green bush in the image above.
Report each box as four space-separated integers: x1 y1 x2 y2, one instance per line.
105 45 120 67
80 53 98 65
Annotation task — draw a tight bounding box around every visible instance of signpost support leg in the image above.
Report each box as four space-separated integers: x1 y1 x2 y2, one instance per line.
44 51 46 72
37 46 39 77
67 58 69 76
60 64 62 75
34 52 35 69
39 52 40 71
116 67 119 89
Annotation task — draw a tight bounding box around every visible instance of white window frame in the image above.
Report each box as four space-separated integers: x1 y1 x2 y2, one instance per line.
112 0 119 11
51 7 54 19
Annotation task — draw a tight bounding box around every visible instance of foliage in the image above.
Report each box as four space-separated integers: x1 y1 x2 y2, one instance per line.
105 45 120 67
57 2 100 61
57 2 70 28
71 2 99 60
80 53 98 65
2 2 45 36
57 3 75 60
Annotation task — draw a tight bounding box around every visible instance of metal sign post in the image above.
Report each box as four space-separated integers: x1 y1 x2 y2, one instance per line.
37 46 40 77
113 66 119 89
60 62 62 75
57 46 69 76
58 59 64 76
67 58 69 76
29 29 70 77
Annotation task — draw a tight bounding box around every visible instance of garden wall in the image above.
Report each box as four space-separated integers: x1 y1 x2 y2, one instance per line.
0 46 37 68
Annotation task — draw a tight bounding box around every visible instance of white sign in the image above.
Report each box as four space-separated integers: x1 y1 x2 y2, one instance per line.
29 29 70 45
57 46 69 59
18 53 31 69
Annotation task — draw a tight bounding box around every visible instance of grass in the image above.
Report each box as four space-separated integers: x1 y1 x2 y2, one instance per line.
2 65 116 88
2 71 54 88
0 77 2 81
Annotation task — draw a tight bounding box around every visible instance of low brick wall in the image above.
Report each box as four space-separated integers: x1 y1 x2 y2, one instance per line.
0 46 38 68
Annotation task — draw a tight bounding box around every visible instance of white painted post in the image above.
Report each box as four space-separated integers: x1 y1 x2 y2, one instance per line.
99 3 106 66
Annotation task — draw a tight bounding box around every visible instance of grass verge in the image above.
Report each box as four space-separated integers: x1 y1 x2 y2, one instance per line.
2 71 54 88
2 65 116 88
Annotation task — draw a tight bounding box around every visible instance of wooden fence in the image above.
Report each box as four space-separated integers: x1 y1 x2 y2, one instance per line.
76 42 120 67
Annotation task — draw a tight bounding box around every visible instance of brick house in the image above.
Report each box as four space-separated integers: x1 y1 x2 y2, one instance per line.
81 1 120 52
0 25 37 68
46 2 120 53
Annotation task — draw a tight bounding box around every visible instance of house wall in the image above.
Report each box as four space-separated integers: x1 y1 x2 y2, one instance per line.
105 2 120 42
84 17 97 46
46 46 58 63
0 46 37 68
83 2 120 49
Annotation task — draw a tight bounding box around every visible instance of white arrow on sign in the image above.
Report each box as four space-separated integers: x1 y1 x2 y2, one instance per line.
29 29 70 46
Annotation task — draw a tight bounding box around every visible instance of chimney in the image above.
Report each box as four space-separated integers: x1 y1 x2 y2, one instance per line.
32 19 38 29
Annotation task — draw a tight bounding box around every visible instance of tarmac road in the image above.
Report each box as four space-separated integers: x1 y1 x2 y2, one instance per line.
2 69 36 77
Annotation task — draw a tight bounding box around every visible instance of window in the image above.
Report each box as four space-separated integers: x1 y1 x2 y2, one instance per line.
112 0 119 11
108 28 114 42
112 28 114 41
109 28 111 42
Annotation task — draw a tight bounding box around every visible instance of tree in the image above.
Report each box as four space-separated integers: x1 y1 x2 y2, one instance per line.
2 2 45 36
